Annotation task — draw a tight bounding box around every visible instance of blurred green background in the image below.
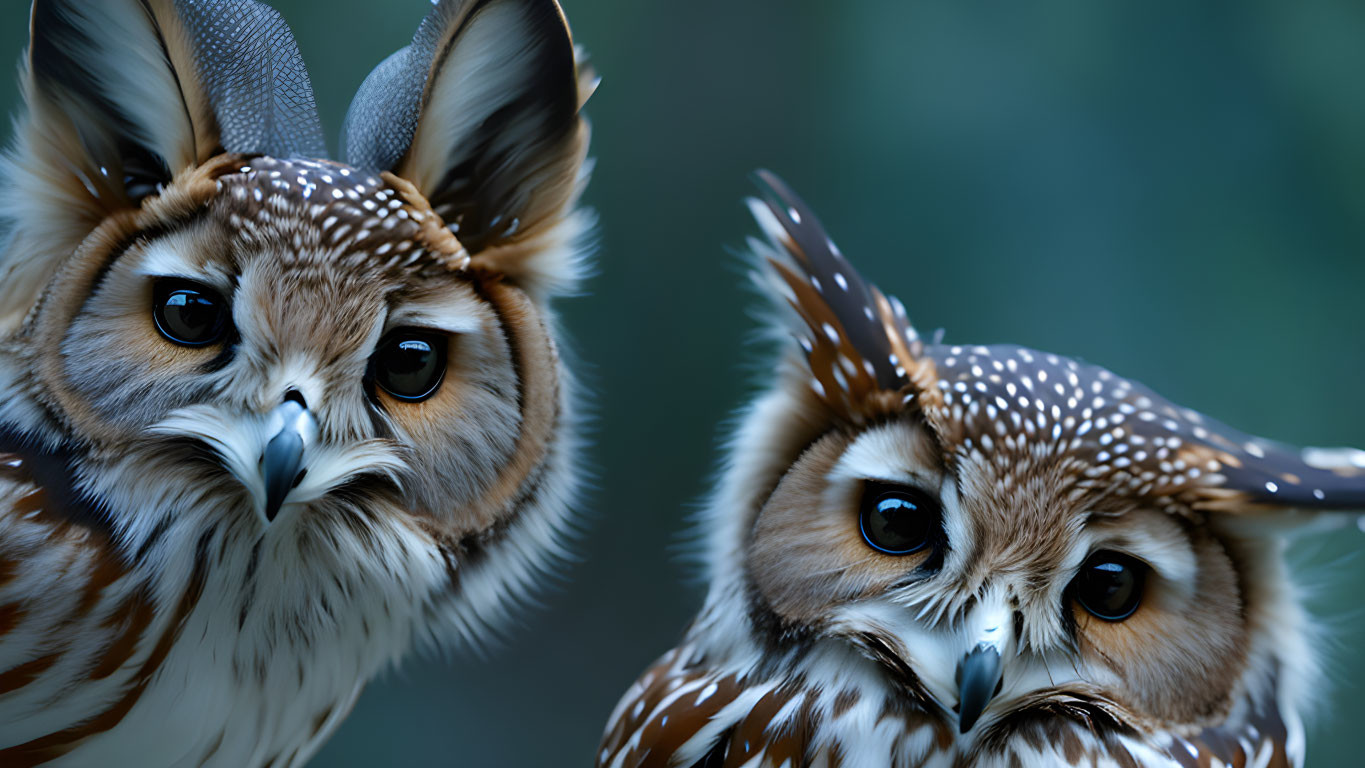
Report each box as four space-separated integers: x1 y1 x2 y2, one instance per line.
4 0 1365 764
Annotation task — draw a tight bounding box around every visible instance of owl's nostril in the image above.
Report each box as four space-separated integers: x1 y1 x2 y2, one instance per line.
282 388 307 409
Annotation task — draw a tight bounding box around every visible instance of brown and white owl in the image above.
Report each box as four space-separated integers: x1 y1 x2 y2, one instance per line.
598 172 1365 768
0 0 593 765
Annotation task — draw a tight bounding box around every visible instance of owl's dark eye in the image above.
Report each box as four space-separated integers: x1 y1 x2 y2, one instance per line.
1072 551 1147 621
372 329 448 402
152 279 228 347
858 483 941 556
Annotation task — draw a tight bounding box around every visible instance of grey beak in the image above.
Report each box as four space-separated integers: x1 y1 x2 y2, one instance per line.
260 397 314 522
956 644 1003 734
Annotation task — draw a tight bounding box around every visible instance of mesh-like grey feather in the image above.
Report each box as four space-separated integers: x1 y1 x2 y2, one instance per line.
178 0 327 158
342 0 472 173
344 0 579 255
341 0 511 172
342 43 426 173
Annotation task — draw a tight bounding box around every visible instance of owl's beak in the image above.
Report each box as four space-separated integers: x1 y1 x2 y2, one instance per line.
955 644 1002 733
259 393 316 523
954 602 1008 733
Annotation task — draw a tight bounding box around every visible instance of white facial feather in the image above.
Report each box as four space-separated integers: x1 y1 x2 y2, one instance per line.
830 423 944 492
133 236 238 295
600 173 1361 768
388 292 490 335
0 1 593 765
150 406 407 520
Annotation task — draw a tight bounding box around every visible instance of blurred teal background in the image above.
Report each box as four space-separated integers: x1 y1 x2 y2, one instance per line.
4 0 1365 764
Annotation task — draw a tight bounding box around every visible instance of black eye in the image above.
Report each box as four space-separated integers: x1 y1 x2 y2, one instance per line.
1072 551 1147 622
858 483 940 556
152 280 228 347
372 329 448 402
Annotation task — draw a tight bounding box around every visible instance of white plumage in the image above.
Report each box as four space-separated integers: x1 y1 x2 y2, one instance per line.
0 1 594 765
599 172 1360 768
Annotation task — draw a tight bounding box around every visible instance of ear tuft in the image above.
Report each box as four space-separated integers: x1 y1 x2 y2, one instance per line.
0 0 324 334
177 0 327 159
344 0 591 294
26 0 204 201
747 171 932 423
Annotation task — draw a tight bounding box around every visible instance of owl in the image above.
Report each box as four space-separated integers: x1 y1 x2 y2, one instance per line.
597 171 1365 768
0 0 593 765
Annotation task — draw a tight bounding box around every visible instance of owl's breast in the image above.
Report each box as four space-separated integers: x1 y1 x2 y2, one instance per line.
0 454 453 767
598 636 1303 768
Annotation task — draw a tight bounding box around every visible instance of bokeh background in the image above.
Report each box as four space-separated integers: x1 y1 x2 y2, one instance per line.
4 0 1365 764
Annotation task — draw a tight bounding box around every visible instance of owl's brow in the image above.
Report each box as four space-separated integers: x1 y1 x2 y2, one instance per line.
132 238 237 294
385 295 485 335
83 214 210 306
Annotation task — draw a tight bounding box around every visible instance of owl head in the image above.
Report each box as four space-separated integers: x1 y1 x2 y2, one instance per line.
601 173 1365 767
0 0 593 644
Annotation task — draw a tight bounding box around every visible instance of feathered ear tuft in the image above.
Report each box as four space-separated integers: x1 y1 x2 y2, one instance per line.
343 0 592 297
747 170 937 423
744 174 1365 522
175 0 326 159
0 0 324 333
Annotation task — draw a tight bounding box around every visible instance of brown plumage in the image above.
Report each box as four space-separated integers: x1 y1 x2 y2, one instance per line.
0 1 594 765
598 172 1363 767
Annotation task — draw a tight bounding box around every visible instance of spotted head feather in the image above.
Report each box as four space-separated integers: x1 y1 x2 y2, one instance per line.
0 1 595 764
750 171 1365 519
601 172 1365 768
343 0 593 296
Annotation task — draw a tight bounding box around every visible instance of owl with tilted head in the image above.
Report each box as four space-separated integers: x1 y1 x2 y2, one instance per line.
0 0 594 765
598 172 1365 768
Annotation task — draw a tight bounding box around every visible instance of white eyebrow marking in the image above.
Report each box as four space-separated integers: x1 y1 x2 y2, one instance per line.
132 237 235 293
387 294 485 335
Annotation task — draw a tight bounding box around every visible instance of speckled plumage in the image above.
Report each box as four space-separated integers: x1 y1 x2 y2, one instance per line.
598 172 1363 768
0 1 593 765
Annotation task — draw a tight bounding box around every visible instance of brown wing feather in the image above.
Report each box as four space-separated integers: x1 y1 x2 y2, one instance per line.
598 645 821 768
0 447 209 764
1164 699 1294 768
598 647 741 768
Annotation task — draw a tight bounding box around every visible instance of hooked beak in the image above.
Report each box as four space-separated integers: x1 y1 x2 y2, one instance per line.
955 644 1003 733
954 602 1009 733
259 395 316 523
